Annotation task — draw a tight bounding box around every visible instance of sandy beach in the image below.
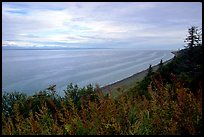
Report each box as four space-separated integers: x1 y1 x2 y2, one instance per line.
100 56 174 94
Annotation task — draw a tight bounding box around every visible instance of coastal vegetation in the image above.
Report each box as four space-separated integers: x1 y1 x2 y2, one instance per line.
2 26 202 135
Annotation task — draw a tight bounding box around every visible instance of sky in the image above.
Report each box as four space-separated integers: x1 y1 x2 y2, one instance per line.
2 2 202 50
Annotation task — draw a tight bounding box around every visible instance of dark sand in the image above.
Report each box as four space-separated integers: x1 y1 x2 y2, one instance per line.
100 56 174 94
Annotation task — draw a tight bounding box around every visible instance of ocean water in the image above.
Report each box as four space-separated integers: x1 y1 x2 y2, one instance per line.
2 49 174 96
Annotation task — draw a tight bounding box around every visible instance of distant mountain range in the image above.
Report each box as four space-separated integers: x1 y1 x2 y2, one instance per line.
2 45 114 50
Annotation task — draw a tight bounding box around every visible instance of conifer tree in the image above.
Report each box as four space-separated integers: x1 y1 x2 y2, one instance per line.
184 26 201 49
148 64 152 76
158 59 163 71
159 59 163 67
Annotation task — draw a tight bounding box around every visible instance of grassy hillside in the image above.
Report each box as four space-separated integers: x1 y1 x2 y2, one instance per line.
2 45 202 135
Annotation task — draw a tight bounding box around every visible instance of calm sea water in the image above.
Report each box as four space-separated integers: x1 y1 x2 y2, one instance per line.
2 49 174 96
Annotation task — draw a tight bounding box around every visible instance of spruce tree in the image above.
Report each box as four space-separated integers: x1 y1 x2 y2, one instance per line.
184 26 201 49
147 64 152 76
159 59 163 71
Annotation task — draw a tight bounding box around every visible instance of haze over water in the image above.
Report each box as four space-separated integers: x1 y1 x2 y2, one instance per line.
2 49 174 96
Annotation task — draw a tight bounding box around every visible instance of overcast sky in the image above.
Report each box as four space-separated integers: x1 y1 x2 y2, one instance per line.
2 2 202 50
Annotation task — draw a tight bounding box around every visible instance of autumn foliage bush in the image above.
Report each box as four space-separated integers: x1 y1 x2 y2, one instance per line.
2 74 202 135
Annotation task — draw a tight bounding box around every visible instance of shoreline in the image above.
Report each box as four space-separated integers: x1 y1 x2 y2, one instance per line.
100 56 174 94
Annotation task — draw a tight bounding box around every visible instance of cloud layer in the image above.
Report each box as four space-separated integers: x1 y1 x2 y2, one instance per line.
2 2 202 50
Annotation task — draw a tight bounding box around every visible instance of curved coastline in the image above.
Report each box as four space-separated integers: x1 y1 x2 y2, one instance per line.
100 53 175 94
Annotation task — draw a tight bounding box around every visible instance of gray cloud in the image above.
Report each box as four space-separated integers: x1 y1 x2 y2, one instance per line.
2 2 202 50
